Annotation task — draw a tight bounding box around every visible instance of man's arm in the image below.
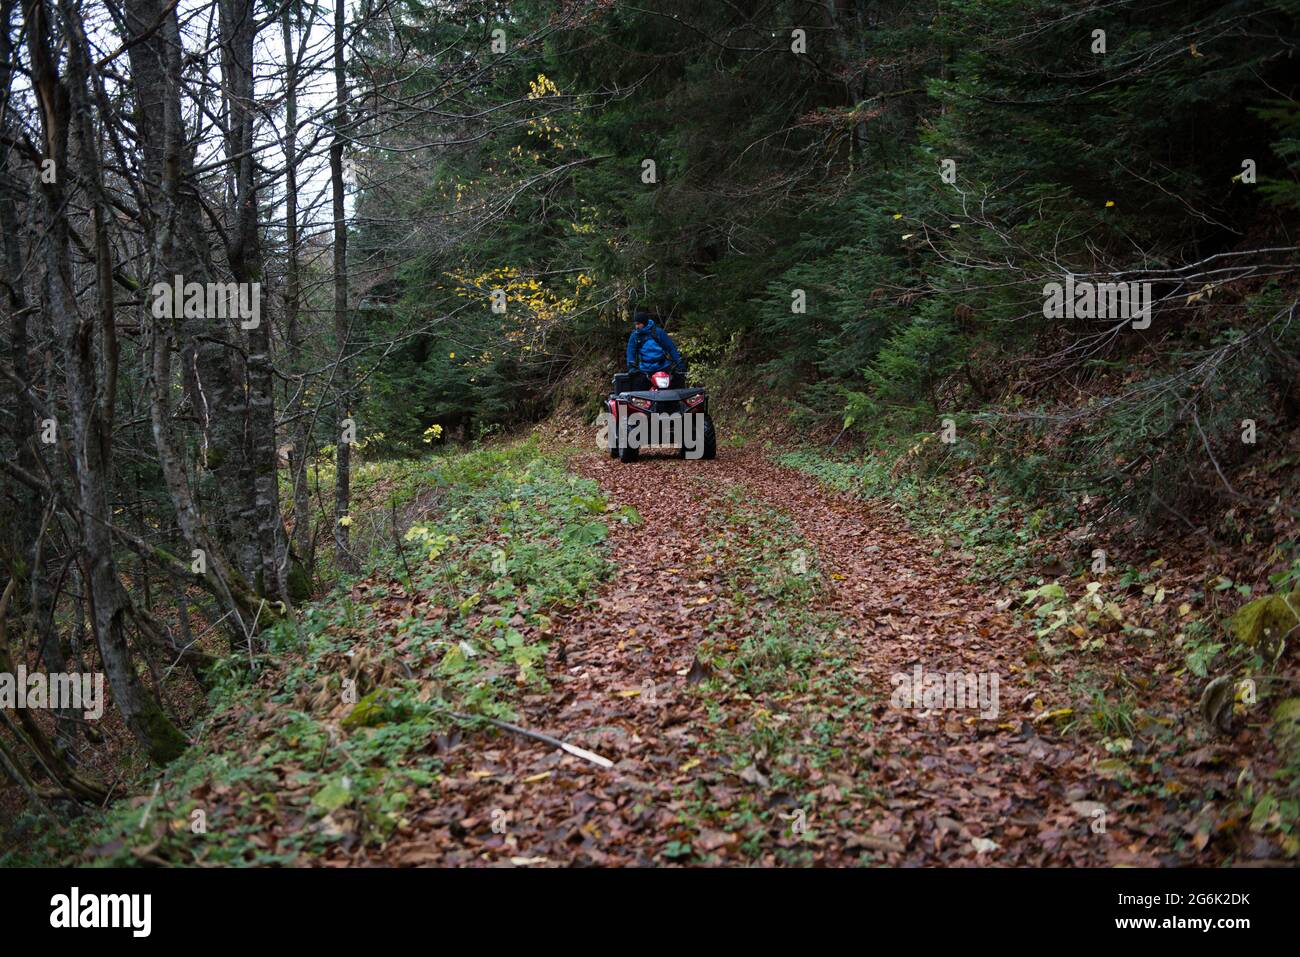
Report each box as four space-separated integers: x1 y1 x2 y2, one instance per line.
626 332 637 369
660 329 683 369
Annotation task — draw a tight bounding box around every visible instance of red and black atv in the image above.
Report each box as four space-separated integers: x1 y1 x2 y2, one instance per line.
606 368 716 463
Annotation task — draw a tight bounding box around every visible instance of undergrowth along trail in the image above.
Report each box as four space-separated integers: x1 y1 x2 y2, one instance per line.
17 440 1293 867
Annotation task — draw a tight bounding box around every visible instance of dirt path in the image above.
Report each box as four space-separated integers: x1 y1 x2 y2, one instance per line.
734 453 1116 865
374 449 1165 866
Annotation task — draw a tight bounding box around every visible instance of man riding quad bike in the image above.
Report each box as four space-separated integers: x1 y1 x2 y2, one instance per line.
605 310 716 462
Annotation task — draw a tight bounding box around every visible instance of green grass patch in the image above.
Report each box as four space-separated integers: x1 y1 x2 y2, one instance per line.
7 440 623 867
676 484 876 865
778 446 1059 581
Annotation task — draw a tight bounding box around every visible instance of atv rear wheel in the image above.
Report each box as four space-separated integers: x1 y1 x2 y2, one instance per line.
618 441 640 463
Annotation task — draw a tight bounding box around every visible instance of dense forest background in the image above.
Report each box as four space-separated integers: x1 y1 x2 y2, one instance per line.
356 0 1300 520
1 0 1299 862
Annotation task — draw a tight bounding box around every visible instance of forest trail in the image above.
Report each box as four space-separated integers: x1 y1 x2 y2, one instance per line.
363 448 1142 867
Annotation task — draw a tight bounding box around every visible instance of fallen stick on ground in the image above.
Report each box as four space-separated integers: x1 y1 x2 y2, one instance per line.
453 712 614 769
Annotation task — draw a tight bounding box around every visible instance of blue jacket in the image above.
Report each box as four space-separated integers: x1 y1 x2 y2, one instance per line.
626 319 683 372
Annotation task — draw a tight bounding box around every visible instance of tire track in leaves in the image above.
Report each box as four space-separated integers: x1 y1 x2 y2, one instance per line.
734 452 1119 866
383 450 742 865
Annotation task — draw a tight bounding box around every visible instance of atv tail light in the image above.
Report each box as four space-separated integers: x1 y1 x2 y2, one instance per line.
684 393 705 409
628 396 652 412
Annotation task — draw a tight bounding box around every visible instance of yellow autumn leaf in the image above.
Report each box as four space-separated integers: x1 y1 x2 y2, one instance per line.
1094 757 1131 779
522 771 552 784
678 758 701 773
1033 707 1074 724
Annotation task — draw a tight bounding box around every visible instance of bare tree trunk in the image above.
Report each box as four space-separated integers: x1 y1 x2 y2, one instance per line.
0 0 69 751
147 313 273 641
123 0 284 641
26 0 186 764
219 0 284 603
331 0 353 571
125 0 263 596
281 8 314 598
